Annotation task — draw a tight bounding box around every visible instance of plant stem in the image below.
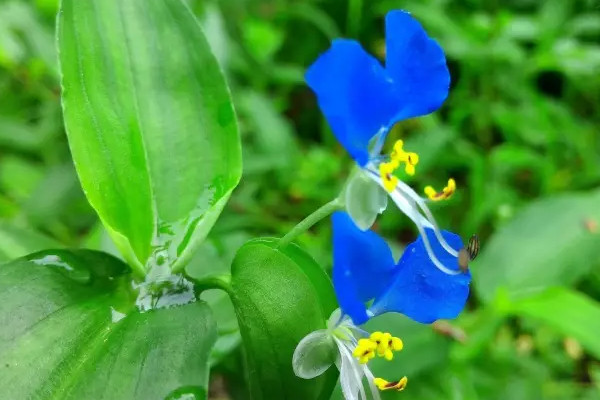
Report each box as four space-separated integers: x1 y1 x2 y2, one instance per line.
189 274 233 296
278 197 344 248
346 0 363 37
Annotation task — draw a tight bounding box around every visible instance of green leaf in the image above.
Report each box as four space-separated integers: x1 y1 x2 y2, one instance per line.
473 190 600 303
230 239 338 400
0 249 216 399
0 116 45 152
0 155 43 201
58 0 241 276
506 287 600 359
237 90 298 174
0 222 62 262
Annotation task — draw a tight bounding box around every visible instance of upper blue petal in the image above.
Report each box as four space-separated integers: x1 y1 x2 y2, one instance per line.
371 229 471 324
385 10 450 120
305 11 450 165
305 39 399 166
332 211 395 325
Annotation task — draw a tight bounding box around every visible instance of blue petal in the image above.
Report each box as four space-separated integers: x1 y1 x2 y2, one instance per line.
385 10 450 119
332 211 395 325
372 229 471 324
305 39 400 166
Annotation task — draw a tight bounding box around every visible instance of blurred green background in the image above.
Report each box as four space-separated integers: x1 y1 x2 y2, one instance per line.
1 0 599 399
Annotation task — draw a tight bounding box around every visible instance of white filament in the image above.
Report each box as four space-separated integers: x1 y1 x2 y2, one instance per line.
335 337 367 400
364 168 431 228
362 364 382 400
364 165 461 276
394 179 459 257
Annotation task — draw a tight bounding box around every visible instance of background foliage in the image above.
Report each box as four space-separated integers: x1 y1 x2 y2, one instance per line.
0 0 599 398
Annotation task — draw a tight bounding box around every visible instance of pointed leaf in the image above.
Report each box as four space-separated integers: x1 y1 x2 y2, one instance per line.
58 0 241 275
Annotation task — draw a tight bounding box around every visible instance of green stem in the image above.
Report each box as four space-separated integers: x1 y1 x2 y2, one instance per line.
346 0 363 37
189 274 233 296
278 197 344 248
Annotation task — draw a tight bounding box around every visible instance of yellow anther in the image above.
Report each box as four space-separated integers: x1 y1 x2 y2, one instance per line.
378 140 420 192
353 338 377 364
379 162 398 193
374 376 408 392
424 178 456 201
368 331 403 361
390 140 419 176
391 336 404 351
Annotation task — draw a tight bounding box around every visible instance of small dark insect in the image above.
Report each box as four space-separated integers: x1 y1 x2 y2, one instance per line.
458 234 480 272
466 234 480 260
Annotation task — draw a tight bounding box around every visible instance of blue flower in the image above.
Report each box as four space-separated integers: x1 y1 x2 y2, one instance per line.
293 210 471 400
292 213 470 399
333 211 471 325
307 9 460 278
306 10 449 167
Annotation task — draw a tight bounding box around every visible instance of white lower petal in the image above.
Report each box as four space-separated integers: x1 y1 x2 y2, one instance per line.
345 170 388 231
293 329 336 379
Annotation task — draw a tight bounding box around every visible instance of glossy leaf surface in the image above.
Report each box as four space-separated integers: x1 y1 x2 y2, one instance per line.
0 249 216 400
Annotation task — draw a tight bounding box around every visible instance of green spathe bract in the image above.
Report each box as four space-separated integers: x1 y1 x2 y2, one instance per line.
58 0 242 276
229 238 339 400
0 249 216 399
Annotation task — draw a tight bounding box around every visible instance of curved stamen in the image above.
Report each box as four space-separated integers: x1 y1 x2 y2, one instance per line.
364 167 431 228
365 164 459 257
408 198 461 276
394 180 459 257
364 165 461 275
362 365 382 400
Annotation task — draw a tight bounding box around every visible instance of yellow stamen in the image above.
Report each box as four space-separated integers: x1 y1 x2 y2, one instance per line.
378 140 419 192
353 338 377 364
390 140 419 176
424 178 456 201
368 331 403 361
379 162 398 193
374 376 408 391
391 336 403 351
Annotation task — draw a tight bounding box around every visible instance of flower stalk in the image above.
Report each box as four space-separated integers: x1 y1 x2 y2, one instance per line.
278 197 345 248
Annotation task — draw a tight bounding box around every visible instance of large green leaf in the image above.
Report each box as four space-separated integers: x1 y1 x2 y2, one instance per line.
473 190 600 303
58 0 241 276
0 249 216 400
230 239 338 400
505 287 600 359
